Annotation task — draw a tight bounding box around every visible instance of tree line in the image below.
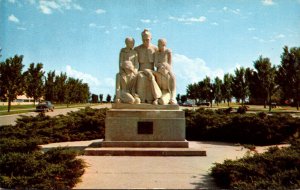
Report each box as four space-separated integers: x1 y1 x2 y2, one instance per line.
0 55 90 112
185 46 300 111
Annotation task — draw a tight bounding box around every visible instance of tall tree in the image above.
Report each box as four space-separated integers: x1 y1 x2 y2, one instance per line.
24 63 45 105
203 76 214 107
99 94 103 103
0 55 25 112
277 46 300 110
44 71 56 102
214 77 222 106
91 94 99 103
253 56 277 111
54 72 67 103
175 94 180 103
106 94 111 103
186 83 199 103
222 73 233 107
232 67 249 105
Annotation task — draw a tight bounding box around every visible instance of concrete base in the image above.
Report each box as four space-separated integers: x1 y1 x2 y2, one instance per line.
105 106 185 141
84 104 206 156
84 147 207 156
90 141 189 148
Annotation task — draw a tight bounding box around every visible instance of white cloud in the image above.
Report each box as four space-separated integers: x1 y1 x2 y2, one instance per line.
65 65 114 94
223 6 241 15
27 0 35 4
211 22 219 26
252 36 265 43
140 19 151 23
73 4 82 10
8 14 19 23
173 53 224 93
17 27 27 30
169 16 207 24
105 30 110 34
88 23 105 29
262 0 275 6
248 27 256 31
66 65 101 86
95 8 106 14
38 0 83 15
275 34 285 39
8 0 16 3
40 4 52 14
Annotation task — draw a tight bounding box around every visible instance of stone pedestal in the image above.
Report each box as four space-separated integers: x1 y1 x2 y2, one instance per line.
85 103 206 156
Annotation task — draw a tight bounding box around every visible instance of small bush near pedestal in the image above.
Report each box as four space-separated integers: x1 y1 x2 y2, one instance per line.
211 140 300 189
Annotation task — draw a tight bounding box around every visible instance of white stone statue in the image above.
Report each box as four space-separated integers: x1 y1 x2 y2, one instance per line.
115 61 140 104
134 29 158 103
115 30 177 105
119 37 138 73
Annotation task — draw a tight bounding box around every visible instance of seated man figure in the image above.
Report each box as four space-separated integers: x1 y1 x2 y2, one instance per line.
115 60 140 104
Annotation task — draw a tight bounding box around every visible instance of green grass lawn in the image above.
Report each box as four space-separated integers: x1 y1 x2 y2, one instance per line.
0 103 98 116
206 103 300 113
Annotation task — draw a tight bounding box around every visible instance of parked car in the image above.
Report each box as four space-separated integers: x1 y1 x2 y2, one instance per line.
182 101 195 107
196 102 210 106
36 101 54 112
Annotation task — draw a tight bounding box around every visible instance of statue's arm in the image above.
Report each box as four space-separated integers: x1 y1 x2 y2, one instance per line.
168 49 172 66
116 74 121 100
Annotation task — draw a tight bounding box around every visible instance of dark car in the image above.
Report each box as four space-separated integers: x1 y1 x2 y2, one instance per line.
182 101 195 107
36 101 54 112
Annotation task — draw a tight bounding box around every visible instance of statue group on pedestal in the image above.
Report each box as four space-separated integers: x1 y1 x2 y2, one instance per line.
116 29 177 105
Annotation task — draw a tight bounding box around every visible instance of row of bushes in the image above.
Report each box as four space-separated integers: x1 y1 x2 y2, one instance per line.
211 140 300 189
185 108 300 145
0 146 85 189
0 107 107 189
0 107 107 144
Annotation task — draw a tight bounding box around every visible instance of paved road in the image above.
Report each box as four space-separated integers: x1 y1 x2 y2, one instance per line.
0 104 112 126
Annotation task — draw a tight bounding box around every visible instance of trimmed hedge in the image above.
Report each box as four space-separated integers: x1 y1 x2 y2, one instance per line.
0 146 85 189
0 107 107 189
211 140 300 189
0 107 107 144
186 108 300 145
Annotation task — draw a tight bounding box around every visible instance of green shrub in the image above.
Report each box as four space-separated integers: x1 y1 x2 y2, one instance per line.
0 107 104 189
0 107 107 144
186 108 300 145
211 140 300 189
0 145 85 189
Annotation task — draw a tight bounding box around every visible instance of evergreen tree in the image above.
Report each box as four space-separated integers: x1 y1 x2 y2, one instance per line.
44 71 56 102
24 63 45 105
0 55 25 112
232 67 249 105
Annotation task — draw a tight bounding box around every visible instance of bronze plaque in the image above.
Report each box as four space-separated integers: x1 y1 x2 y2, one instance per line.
137 121 153 134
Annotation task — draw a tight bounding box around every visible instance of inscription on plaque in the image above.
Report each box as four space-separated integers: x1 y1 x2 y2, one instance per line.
137 121 153 134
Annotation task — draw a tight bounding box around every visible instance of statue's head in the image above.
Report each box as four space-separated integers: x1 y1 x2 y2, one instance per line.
125 37 135 49
157 62 170 76
158 38 167 51
121 60 135 73
141 29 152 48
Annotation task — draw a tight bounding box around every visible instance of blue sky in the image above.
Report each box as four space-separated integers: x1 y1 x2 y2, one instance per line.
1 0 300 97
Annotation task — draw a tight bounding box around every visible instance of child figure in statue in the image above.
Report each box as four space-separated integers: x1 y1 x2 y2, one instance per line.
154 39 177 104
115 60 140 104
119 37 139 73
